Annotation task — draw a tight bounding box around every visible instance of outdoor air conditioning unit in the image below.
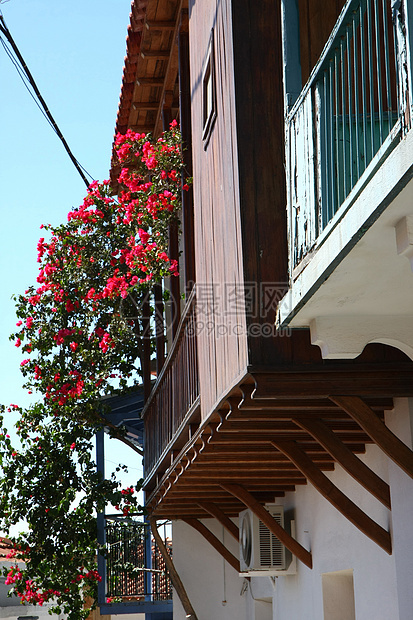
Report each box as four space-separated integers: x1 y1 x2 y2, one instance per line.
239 505 289 575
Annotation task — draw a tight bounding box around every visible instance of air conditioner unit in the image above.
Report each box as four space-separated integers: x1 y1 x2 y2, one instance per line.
239 505 288 575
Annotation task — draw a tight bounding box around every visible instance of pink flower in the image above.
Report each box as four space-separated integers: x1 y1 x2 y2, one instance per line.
70 342 78 352
20 359 30 367
70 442 76 450
15 338 21 347
138 228 150 244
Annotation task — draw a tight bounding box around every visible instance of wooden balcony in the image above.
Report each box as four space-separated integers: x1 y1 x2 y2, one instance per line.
142 288 200 483
143 350 413 562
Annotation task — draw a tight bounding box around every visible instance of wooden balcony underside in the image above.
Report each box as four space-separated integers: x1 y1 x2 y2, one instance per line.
144 364 413 536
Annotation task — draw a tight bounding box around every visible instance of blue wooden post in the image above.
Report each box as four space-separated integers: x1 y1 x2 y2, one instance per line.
96 429 106 606
144 511 153 620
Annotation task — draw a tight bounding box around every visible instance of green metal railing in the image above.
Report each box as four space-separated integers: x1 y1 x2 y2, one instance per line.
286 0 408 268
318 0 398 227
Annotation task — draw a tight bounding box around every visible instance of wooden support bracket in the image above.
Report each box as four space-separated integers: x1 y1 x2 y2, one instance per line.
140 49 170 59
136 77 165 86
146 20 176 30
331 395 413 479
272 441 392 554
183 518 240 572
197 501 239 541
221 482 313 569
150 519 198 619
295 418 391 508
132 102 159 110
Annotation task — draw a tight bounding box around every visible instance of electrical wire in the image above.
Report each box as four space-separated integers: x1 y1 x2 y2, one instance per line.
0 12 94 187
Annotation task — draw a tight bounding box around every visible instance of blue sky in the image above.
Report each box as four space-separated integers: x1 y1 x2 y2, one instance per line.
0 0 142 490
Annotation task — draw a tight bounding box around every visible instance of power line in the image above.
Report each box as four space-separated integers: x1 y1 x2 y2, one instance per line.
0 13 94 187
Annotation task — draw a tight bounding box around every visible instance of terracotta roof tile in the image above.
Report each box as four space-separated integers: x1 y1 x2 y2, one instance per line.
0 537 13 559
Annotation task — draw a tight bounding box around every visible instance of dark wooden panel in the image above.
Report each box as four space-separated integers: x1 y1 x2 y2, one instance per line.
231 0 292 368
189 0 249 419
298 0 346 84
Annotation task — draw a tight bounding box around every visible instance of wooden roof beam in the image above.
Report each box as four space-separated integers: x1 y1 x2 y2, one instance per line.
236 391 394 412
206 443 367 454
183 518 240 572
129 125 155 133
252 368 413 399
189 460 334 471
146 20 176 30
221 482 313 569
140 49 171 59
177 471 306 482
132 102 160 110
272 440 392 554
295 417 391 508
166 487 291 497
197 502 239 541
331 396 413 480
152 1 184 137
136 77 165 86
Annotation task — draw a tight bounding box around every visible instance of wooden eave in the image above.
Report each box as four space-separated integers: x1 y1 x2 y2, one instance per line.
144 362 413 556
110 0 185 190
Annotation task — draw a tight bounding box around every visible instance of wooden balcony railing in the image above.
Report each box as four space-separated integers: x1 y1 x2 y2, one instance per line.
142 287 199 476
285 0 409 269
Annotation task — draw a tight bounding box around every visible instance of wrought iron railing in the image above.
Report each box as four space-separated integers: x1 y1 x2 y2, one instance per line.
105 518 172 601
142 287 199 475
286 0 408 268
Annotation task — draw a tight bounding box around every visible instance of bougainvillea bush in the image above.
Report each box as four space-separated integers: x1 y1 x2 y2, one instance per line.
0 122 187 620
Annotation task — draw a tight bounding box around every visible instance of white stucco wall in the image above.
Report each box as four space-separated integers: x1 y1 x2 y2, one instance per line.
171 398 413 620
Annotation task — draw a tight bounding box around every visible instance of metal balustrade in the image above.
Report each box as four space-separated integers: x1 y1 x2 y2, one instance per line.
105 518 172 601
286 0 408 268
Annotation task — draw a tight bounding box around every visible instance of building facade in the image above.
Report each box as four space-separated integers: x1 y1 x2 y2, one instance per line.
113 1 413 618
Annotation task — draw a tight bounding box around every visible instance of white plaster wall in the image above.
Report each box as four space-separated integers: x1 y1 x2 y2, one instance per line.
274 444 398 620
172 518 246 620
171 399 413 620
384 398 413 620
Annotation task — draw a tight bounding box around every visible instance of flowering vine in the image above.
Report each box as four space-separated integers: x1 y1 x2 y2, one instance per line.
0 122 188 620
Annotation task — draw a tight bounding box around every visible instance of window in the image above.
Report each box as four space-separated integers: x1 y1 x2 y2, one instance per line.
202 29 216 146
322 569 356 620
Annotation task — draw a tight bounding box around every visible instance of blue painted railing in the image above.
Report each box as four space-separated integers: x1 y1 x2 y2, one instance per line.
285 0 409 268
105 517 172 599
99 516 173 616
